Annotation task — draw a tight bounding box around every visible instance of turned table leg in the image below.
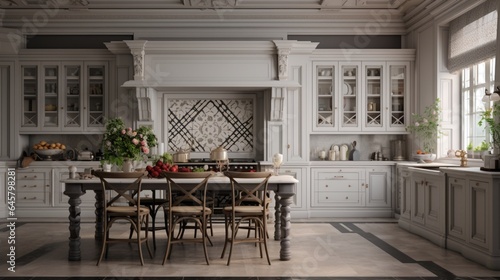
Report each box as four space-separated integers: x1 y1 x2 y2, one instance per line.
278 192 294 261
94 190 104 240
64 184 85 261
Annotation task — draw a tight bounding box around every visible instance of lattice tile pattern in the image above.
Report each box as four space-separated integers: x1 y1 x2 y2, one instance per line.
168 99 253 153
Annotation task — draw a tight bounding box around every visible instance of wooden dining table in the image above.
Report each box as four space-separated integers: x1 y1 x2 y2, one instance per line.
62 174 298 262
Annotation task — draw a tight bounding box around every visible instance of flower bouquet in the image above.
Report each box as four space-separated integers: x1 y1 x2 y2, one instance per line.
101 118 158 167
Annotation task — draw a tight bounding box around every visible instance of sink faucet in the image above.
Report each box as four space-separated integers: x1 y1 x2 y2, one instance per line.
455 149 468 167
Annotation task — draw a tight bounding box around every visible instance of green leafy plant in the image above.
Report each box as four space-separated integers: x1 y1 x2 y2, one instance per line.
478 102 500 153
101 118 158 166
406 98 442 154
467 142 473 151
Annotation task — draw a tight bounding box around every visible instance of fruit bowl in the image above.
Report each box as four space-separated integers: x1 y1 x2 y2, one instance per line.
35 149 64 160
413 153 436 163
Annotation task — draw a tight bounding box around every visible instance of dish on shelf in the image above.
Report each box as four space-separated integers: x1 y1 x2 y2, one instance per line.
342 82 352 95
45 104 57 111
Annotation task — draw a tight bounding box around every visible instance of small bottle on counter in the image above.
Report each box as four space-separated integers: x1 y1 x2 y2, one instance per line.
68 166 77 179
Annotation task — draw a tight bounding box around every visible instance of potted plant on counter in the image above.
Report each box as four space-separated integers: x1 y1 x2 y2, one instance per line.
478 102 500 169
406 98 442 162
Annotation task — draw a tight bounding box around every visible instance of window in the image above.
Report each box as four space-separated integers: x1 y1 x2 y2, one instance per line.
461 58 496 153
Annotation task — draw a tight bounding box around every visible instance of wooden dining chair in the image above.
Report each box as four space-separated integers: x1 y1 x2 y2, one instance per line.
133 192 169 250
92 170 153 266
220 171 273 265
162 171 214 265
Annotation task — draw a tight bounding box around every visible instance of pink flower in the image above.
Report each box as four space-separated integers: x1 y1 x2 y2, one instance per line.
141 140 147 146
414 122 420 127
132 138 139 145
127 127 132 131
121 129 126 134
142 147 150 154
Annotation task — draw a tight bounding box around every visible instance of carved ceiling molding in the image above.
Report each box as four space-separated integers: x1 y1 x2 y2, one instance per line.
0 0 89 7
183 0 238 9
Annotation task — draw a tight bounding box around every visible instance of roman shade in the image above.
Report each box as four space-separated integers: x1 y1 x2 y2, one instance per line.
448 0 498 73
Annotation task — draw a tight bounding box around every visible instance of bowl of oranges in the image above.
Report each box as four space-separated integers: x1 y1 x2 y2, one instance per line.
413 150 436 163
33 141 66 159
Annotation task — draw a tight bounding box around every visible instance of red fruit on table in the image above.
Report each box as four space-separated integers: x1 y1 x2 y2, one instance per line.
169 165 178 172
153 166 161 172
156 160 163 167
151 171 159 178
146 165 153 172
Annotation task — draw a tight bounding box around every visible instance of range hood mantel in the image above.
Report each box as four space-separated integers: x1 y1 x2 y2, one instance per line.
105 39 317 126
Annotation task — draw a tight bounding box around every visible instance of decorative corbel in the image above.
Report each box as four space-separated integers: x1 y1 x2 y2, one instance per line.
277 49 291 81
124 40 148 81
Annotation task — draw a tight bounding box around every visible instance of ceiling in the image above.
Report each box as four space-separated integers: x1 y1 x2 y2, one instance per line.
0 0 466 38
0 0 424 11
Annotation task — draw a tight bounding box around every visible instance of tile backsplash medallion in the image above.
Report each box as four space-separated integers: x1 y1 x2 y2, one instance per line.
167 98 254 153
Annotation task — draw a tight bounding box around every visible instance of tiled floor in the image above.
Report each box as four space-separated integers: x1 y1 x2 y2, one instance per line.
1 219 500 279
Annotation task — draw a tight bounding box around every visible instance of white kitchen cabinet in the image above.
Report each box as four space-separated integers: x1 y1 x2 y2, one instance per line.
399 167 446 246
312 168 362 207
444 168 500 269
18 61 107 133
312 62 362 132
311 55 412 134
364 166 391 208
16 167 52 207
311 166 392 217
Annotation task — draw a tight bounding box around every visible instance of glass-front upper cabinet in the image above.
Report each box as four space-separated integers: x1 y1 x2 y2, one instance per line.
362 62 385 131
63 63 82 130
339 62 361 131
19 61 107 133
86 64 106 130
42 64 60 130
21 65 38 129
387 62 409 131
313 63 337 132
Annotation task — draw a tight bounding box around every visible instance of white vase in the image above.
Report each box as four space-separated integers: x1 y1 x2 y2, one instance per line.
122 159 133 172
103 163 112 172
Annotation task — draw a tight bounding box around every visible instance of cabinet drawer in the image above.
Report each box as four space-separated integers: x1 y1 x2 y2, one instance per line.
317 179 359 192
17 179 48 192
317 172 359 180
317 191 360 204
17 193 49 206
17 172 46 180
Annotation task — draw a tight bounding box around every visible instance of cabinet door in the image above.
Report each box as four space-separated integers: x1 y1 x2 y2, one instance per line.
313 62 338 132
20 64 39 131
448 176 466 241
41 62 61 131
424 173 446 233
362 62 386 131
399 168 412 219
339 62 361 131
84 62 106 131
62 63 84 131
387 62 409 132
468 179 490 250
365 167 391 207
411 173 426 226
